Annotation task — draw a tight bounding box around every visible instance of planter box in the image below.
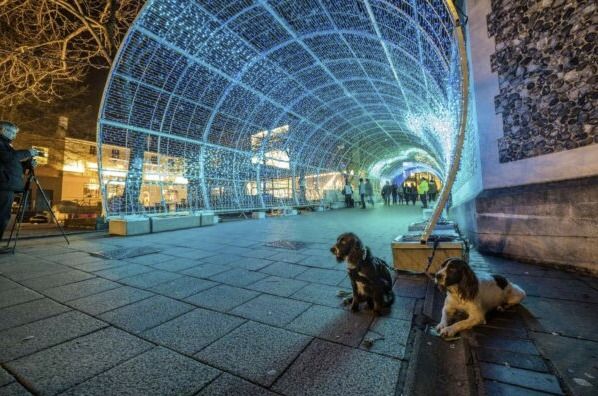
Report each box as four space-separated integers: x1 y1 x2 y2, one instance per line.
150 215 200 233
392 230 466 274
109 217 150 236
200 211 216 226
252 211 266 219
330 202 345 209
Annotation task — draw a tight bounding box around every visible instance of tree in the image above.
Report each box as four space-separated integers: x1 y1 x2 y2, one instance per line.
0 0 143 107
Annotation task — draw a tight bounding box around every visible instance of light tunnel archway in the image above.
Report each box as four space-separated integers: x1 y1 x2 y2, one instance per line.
98 0 468 215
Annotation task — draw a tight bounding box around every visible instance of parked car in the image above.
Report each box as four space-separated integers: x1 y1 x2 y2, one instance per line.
29 213 50 224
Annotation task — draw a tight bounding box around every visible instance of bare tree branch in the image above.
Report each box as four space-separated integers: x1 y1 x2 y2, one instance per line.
0 0 144 107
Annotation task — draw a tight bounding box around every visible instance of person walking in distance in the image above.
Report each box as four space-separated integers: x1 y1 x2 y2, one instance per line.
365 178 374 207
391 182 398 205
343 181 353 208
417 178 430 209
358 178 366 209
381 181 391 206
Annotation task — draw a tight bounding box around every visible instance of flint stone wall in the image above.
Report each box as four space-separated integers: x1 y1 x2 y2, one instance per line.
487 0 597 162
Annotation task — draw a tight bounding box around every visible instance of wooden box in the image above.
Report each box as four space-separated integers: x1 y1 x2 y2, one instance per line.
391 232 466 274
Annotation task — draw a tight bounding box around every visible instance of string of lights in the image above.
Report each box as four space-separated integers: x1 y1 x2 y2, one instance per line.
97 0 477 216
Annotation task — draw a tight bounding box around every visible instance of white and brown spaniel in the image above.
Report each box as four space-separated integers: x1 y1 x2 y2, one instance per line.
434 258 526 337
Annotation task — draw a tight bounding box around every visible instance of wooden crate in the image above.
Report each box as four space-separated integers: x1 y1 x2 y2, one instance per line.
392 238 466 274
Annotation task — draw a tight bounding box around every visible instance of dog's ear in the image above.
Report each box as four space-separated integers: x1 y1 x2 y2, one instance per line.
457 261 479 300
347 236 363 263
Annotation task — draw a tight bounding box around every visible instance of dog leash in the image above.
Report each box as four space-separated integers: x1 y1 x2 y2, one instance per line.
424 236 441 277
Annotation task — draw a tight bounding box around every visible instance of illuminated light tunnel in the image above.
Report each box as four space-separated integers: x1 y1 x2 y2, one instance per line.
98 0 478 215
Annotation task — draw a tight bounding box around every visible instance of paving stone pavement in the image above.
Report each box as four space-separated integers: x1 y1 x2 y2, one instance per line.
0 206 423 395
467 251 598 396
0 205 595 395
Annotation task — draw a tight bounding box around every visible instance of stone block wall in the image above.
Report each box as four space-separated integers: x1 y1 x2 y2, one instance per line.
463 175 598 274
487 0 597 163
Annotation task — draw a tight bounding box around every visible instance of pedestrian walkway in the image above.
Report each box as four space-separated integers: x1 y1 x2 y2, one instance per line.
0 206 596 395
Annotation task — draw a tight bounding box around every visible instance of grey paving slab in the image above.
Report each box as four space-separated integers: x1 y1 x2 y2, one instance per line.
1 261 70 281
185 284 259 312
268 251 309 264
532 332 598 396
393 275 428 298
0 277 21 291
247 276 308 297
142 308 245 354
94 263 153 280
149 276 218 299
182 263 231 279
197 373 277 396
125 253 177 265
99 295 194 333
48 252 104 267
230 294 310 327
259 262 308 278
146 257 202 272
475 348 549 373
0 367 14 387
61 347 219 396
360 317 410 358
196 321 311 387
483 380 555 396
0 311 107 362
286 305 372 347
69 259 126 273
119 270 182 288
201 254 241 266
291 283 350 308
295 267 346 286
238 249 279 259
272 338 401 396
208 268 268 288
509 275 598 302
522 296 598 342
19 270 95 291
0 288 43 309
0 299 70 331
42 277 120 302
67 286 153 315
5 327 153 396
0 381 32 395
230 257 274 271
297 255 338 269
476 335 540 355
161 247 215 260
480 362 563 395
387 296 417 321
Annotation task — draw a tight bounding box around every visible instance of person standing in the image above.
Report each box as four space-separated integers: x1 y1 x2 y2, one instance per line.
365 179 374 207
428 179 437 202
417 178 430 209
391 182 398 205
0 121 39 249
343 181 353 208
381 181 391 206
358 178 366 209
410 184 417 205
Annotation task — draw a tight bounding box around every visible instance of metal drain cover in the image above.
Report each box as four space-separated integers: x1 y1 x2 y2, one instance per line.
90 246 162 260
264 240 308 250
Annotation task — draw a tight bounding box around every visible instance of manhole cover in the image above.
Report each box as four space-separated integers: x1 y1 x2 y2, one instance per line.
90 246 162 260
264 240 308 250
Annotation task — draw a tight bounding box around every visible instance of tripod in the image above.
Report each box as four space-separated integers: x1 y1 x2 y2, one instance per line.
5 162 69 253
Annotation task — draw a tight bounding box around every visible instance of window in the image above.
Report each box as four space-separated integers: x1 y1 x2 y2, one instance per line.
89 146 97 155
111 149 120 159
150 155 158 164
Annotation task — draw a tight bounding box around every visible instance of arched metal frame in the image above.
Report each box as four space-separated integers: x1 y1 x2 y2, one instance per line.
98 0 470 216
